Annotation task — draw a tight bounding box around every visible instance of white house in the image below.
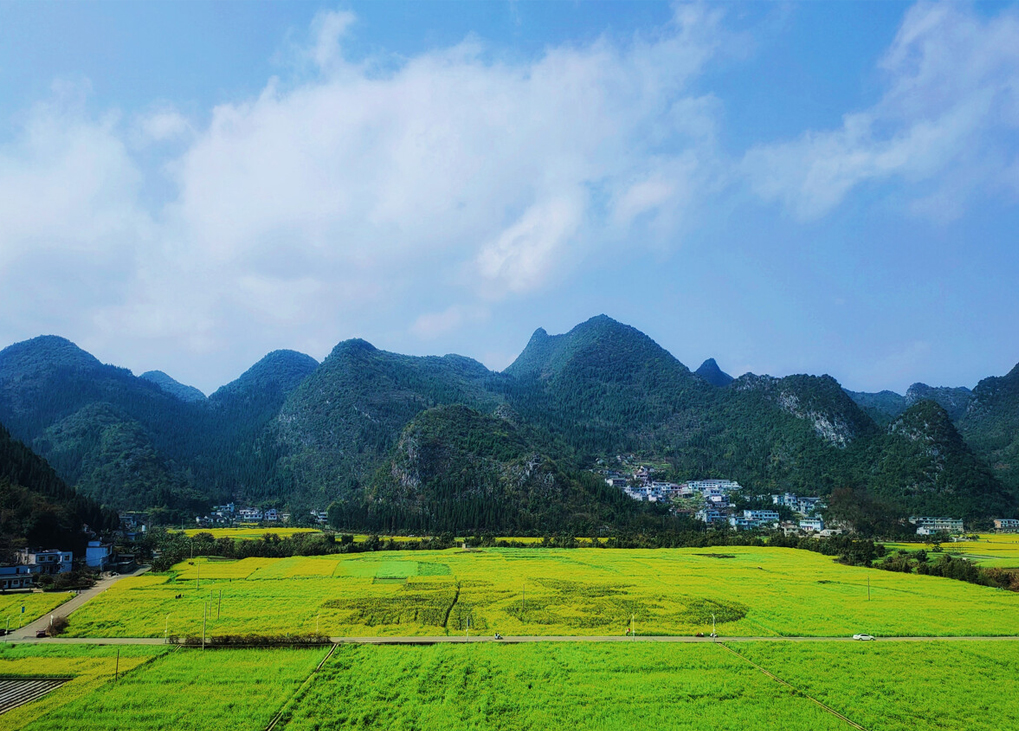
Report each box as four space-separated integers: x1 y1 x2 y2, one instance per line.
15 549 72 575
910 517 964 535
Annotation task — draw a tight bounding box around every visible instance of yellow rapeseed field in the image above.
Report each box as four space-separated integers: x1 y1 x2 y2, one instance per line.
65 547 1019 639
0 592 73 631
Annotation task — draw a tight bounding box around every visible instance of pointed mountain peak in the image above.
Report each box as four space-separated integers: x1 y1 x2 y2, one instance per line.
695 358 733 387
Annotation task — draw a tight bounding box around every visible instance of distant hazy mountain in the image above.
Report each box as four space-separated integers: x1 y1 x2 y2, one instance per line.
846 383 974 425
695 358 734 387
140 370 206 403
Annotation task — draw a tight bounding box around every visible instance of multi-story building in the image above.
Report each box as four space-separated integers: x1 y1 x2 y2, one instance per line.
15 549 73 575
910 517 964 535
994 518 1019 533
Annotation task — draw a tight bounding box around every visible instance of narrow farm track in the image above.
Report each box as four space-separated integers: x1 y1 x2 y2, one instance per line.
717 643 869 730
14 634 1019 646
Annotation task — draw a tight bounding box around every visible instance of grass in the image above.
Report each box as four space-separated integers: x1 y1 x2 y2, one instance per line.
0 593 74 631
7 647 326 731
6 642 1019 730
0 644 165 730
733 640 1019 731
63 547 1019 638
278 643 843 731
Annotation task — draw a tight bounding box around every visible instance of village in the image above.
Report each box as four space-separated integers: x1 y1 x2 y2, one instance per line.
601 460 1017 539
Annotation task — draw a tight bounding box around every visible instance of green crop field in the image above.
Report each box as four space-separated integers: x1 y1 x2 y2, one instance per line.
0 644 165 730
734 641 1019 730
64 547 1019 639
278 643 844 731
0 593 74 632
4 642 1019 730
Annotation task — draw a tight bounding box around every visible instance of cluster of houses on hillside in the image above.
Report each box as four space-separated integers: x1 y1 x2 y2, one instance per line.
0 542 120 592
604 466 833 534
194 503 329 528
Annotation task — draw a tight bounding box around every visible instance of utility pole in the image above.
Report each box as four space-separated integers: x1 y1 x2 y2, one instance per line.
165 614 170 643
712 613 717 641
115 648 120 682
868 575 871 601
197 563 200 591
630 613 635 640
202 604 207 650
218 590 222 619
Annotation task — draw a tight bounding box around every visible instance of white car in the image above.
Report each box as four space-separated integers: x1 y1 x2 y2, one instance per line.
852 634 875 641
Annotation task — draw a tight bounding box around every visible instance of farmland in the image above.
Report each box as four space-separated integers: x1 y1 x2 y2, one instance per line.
885 534 1019 568
64 547 1019 639
4 642 1019 730
0 644 165 730
0 593 73 632
180 527 322 540
0 645 323 731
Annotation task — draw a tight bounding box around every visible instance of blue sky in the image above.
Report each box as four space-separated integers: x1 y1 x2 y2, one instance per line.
1 1 1018 395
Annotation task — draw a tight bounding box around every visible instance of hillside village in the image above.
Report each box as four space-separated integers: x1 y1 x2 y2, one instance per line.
600 460 1010 538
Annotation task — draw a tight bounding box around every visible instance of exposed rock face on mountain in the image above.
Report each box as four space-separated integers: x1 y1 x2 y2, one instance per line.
695 358 734 387
141 371 206 403
734 374 874 448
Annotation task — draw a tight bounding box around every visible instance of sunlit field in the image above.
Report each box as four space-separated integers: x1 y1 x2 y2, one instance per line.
0 593 73 631
0 646 321 731
885 533 1019 568
5 642 1019 730
179 527 322 540
65 547 1019 639
0 645 164 731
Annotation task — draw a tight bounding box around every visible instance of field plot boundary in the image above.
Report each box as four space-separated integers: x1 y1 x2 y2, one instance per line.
718 643 868 731
264 644 336 731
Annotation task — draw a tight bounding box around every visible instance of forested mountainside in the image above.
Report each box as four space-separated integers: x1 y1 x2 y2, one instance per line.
2 316 1018 530
0 421 118 556
140 370 206 403
958 364 1019 495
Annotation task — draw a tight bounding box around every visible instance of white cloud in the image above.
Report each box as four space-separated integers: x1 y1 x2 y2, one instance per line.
743 2 1019 220
410 305 489 340
0 5 733 390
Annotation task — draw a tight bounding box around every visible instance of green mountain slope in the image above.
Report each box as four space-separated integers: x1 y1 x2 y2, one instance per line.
140 370 206 402
958 364 1019 493
272 339 509 504
865 400 1013 520
0 421 117 555
347 404 673 534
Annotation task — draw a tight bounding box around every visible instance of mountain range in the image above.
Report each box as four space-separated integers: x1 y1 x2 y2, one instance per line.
1 316 1017 532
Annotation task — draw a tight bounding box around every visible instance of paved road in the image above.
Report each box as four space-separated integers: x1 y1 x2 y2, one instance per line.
7 566 149 642
11 633 1019 646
